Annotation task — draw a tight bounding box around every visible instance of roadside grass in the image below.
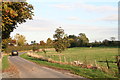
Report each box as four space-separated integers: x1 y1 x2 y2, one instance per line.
2 55 10 70
20 53 118 78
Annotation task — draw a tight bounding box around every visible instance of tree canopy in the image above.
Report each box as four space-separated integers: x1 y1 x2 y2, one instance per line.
46 38 53 47
53 27 70 53
68 33 89 47
14 33 26 46
2 2 34 39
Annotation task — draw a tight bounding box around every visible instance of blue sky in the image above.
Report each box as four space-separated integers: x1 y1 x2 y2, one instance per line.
10 0 118 44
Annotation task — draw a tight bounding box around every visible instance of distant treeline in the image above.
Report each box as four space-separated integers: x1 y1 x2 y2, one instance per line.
69 41 119 48
3 32 119 53
67 34 119 48
89 40 119 47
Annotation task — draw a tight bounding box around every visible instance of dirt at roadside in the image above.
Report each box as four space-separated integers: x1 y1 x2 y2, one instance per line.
2 62 20 78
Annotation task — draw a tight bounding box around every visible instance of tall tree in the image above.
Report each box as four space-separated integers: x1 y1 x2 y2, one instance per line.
78 33 89 46
14 33 26 46
2 1 34 39
46 38 53 47
54 27 64 40
68 35 79 47
102 39 109 46
110 37 115 41
68 33 89 47
53 27 70 53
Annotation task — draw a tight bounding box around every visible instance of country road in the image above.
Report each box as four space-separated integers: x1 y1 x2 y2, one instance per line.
8 53 84 78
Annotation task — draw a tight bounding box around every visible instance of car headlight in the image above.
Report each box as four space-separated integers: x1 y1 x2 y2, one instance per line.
13 52 17 54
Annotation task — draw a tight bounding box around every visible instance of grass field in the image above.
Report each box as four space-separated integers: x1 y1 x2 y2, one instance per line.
36 47 118 68
21 47 119 78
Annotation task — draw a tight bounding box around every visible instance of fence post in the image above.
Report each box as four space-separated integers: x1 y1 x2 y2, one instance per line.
116 56 120 75
53 55 55 61
69 58 72 64
106 58 110 69
59 55 61 62
64 56 67 63
95 60 97 67
84 56 87 65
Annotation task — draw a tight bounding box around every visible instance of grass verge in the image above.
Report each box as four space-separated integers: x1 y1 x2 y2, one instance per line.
20 53 118 78
2 55 10 70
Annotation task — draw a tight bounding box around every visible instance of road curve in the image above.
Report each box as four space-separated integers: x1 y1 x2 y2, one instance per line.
9 55 83 78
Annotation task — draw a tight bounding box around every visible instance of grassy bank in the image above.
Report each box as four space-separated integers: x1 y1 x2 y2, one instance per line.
2 55 10 70
20 53 118 78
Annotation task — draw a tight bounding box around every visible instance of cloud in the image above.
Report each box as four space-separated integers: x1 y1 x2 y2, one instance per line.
100 15 118 21
64 24 118 42
52 2 117 13
14 17 61 32
67 17 80 20
28 0 119 3
22 26 50 31
64 24 117 31
52 4 73 9
75 3 117 13
11 20 118 43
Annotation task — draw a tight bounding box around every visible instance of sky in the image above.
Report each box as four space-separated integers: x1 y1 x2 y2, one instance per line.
10 0 119 44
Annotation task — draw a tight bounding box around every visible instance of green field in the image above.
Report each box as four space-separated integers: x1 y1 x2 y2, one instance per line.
36 47 118 68
22 47 119 78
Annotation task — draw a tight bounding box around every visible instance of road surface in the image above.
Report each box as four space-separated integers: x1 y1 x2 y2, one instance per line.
8 53 84 78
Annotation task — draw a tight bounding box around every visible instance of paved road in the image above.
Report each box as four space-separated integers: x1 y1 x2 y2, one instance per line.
8 53 84 78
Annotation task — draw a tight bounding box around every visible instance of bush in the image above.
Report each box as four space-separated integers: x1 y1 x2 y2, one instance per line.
32 46 39 52
4 45 39 53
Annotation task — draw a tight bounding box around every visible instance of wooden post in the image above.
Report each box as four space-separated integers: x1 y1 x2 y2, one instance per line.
64 56 67 63
106 58 110 69
95 60 97 67
53 55 55 61
69 58 72 64
116 56 120 74
59 55 61 62
84 56 87 64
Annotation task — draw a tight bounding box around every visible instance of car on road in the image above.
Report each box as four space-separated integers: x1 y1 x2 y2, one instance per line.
12 50 18 56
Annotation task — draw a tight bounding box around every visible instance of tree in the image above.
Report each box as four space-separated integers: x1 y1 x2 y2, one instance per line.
91 40 102 47
31 40 36 45
53 27 70 53
68 35 79 47
102 39 109 46
78 33 89 47
46 38 53 47
40 40 46 46
2 1 34 39
40 40 47 54
68 33 89 47
14 33 26 46
2 37 12 49
110 37 115 41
